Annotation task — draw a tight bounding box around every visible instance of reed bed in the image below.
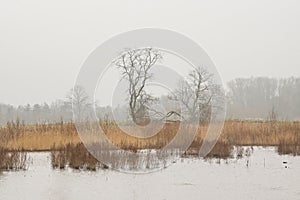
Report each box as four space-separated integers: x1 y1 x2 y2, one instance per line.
50 140 237 171
203 141 234 159
0 120 299 159
222 120 300 146
0 121 80 151
51 143 178 171
51 143 105 171
222 120 300 155
0 147 27 172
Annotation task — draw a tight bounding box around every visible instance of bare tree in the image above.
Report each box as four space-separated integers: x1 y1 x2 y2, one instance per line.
114 48 162 125
172 67 220 123
268 105 278 122
67 85 91 121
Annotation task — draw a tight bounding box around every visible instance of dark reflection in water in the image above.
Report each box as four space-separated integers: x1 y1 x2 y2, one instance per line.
1 142 299 173
51 143 180 172
50 142 253 172
50 140 300 172
278 143 300 156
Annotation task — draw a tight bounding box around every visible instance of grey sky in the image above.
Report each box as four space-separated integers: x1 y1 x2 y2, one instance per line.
1 0 300 106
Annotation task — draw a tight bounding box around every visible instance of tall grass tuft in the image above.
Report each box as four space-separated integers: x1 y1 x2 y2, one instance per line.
0 147 27 171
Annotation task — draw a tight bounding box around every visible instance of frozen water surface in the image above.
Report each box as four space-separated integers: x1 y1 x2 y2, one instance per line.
0 147 299 200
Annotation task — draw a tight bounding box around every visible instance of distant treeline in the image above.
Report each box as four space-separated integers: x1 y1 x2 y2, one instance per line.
0 100 112 125
227 77 300 120
0 77 299 125
0 100 71 125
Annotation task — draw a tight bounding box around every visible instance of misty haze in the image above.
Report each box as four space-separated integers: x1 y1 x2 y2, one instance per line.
1 1 300 200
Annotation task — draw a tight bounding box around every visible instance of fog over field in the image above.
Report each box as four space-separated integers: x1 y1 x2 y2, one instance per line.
0 0 300 106
1 2 300 200
1 76 300 125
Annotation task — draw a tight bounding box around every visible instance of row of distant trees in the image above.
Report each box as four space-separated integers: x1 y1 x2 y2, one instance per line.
0 96 113 126
0 101 70 125
227 77 300 120
0 48 221 125
0 48 299 125
1 76 299 125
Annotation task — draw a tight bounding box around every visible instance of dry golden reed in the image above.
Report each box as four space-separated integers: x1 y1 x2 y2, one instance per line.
1 120 299 156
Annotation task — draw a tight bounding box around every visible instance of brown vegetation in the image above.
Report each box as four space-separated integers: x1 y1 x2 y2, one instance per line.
1 120 299 171
222 120 300 146
0 120 299 160
51 143 105 171
0 147 27 172
0 121 80 151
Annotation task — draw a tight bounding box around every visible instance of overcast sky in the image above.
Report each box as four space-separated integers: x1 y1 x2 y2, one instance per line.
1 0 300 106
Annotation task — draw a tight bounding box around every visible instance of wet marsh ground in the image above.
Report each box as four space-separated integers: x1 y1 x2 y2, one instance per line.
1 120 299 150
0 120 299 172
0 120 299 199
1 147 300 200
